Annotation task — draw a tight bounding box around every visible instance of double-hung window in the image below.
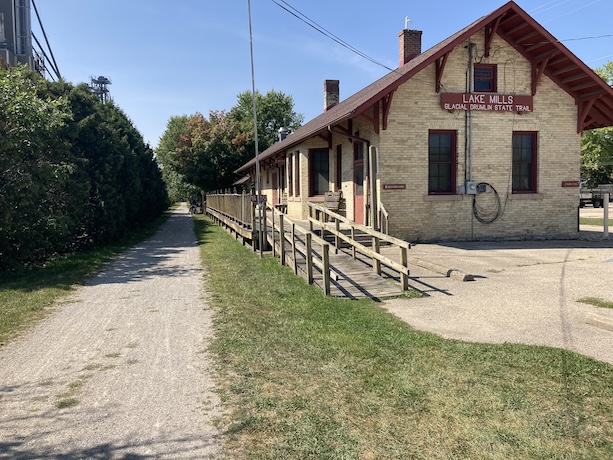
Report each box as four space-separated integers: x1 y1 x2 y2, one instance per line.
428 130 457 194
309 148 329 196
512 132 537 193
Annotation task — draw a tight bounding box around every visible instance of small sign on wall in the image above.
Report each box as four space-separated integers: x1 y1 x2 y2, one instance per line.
383 184 406 190
561 181 580 188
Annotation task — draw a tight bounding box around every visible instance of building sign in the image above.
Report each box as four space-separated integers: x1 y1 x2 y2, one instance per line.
561 181 580 188
383 184 406 190
441 93 533 113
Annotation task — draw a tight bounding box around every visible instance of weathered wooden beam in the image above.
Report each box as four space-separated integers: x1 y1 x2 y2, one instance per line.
435 52 449 93
484 16 502 57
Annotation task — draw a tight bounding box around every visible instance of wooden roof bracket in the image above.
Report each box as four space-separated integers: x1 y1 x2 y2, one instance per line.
484 15 502 57
532 50 558 96
435 52 450 93
382 90 396 131
577 97 597 133
357 100 380 134
317 130 333 149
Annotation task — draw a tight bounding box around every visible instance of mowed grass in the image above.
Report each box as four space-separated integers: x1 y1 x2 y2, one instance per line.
580 217 613 227
0 208 175 346
194 216 613 460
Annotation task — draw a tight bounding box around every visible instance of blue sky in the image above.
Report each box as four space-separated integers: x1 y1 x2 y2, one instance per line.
31 0 613 149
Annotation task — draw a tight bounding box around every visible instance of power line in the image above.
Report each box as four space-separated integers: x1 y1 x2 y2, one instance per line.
31 32 60 79
31 0 61 79
270 0 399 74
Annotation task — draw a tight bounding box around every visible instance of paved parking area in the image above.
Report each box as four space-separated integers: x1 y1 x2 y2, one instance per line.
382 222 613 365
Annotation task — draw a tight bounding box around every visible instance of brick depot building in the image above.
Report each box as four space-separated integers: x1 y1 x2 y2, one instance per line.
236 1 613 241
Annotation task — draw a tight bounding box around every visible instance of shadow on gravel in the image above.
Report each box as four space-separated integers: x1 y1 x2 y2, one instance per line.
86 212 203 286
0 435 221 459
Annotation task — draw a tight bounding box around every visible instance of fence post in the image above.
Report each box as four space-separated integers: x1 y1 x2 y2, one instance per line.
351 226 356 260
309 206 314 232
605 192 610 238
334 219 340 252
271 206 276 258
251 202 257 251
372 236 381 275
279 214 286 266
262 204 268 253
291 223 297 274
400 246 409 291
320 214 326 244
322 243 330 296
306 233 313 284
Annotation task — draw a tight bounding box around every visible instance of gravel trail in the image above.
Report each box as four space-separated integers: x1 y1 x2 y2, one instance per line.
0 204 223 459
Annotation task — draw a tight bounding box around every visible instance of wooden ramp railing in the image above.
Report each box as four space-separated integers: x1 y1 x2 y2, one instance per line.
307 202 411 291
205 193 412 298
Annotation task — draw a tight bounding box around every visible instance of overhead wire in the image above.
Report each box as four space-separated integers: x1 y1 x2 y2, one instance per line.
31 0 61 80
272 0 611 78
270 0 401 74
31 32 59 79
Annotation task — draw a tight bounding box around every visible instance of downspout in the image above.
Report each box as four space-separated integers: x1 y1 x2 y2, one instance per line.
468 43 475 239
468 42 475 183
328 126 375 226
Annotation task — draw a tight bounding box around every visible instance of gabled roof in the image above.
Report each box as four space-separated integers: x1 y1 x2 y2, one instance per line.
237 1 613 173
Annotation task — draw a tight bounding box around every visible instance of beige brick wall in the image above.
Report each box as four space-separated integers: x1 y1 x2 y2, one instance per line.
377 32 580 241
278 31 581 242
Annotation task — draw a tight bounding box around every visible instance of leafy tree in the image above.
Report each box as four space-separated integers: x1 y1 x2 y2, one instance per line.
229 89 304 153
0 65 75 266
173 111 248 192
156 115 200 201
581 62 613 186
0 66 168 269
156 89 303 194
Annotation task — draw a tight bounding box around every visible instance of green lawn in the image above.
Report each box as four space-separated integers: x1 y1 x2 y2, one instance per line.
195 215 613 460
580 217 613 227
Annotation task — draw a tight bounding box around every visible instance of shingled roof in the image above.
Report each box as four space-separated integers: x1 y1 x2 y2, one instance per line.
237 0 613 174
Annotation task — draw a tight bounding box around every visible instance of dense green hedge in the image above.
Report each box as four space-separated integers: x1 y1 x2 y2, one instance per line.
0 66 169 270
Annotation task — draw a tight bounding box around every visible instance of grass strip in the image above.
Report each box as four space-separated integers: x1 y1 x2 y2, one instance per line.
580 217 613 227
195 215 613 460
578 297 613 309
0 207 175 346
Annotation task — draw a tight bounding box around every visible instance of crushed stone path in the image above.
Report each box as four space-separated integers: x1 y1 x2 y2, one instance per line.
0 204 222 459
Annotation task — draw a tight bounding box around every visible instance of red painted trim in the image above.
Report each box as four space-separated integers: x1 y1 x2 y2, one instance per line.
512 131 538 193
428 130 457 195
435 53 449 93
308 148 330 197
485 16 502 57
374 100 380 134
578 98 596 133
532 57 551 96
382 90 395 131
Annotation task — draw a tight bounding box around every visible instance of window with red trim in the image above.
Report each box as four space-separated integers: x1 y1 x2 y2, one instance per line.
428 130 457 194
309 148 329 196
474 64 497 92
512 132 537 193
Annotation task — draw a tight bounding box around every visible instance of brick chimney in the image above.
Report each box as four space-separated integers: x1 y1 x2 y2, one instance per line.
399 29 422 67
324 79 339 112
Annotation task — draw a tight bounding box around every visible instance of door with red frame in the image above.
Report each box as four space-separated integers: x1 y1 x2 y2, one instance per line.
353 142 364 224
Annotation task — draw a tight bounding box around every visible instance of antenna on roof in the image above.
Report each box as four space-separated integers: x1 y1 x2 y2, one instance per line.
405 17 411 30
